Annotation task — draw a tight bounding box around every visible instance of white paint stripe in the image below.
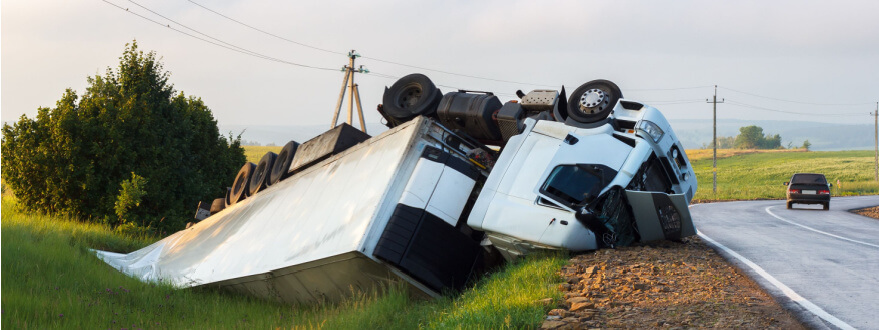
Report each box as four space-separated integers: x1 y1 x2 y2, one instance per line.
697 231 855 330
765 206 879 249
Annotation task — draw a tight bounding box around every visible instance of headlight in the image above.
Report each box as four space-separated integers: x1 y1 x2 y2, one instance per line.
638 120 665 142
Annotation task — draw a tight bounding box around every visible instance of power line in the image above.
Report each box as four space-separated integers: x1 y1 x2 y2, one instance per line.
178 1 584 89
101 0 339 72
127 0 256 57
725 100 867 116
104 1 877 110
133 1 745 94
185 0 347 57
719 86 873 106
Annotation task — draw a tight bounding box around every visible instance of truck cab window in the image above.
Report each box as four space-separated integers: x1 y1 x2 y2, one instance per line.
540 165 604 208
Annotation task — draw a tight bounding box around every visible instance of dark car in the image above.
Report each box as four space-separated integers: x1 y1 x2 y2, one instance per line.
784 173 832 210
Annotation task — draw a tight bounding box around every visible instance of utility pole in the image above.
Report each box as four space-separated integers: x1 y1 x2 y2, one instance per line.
331 50 369 133
707 86 724 194
874 102 878 181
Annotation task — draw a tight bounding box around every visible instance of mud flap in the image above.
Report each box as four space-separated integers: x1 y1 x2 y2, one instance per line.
624 190 696 241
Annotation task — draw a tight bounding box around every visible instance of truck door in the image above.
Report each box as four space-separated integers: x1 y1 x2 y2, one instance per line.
532 134 629 251
484 132 564 243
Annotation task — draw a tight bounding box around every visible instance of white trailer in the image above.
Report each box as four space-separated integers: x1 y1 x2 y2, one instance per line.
97 117 490 303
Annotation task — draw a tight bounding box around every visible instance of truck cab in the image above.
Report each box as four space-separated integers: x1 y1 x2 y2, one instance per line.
466 100 697 260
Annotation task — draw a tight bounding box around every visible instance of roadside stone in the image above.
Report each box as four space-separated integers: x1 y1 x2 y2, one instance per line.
540 320 566 329
566 296 589 304
548 309 569 317
584 266 597 275
536 298 553 306
570 301 595 312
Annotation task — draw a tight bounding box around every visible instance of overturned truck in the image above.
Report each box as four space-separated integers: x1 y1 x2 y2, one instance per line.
97 74 697 303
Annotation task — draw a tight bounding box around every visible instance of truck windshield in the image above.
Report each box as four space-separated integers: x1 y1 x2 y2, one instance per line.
540 165 604 208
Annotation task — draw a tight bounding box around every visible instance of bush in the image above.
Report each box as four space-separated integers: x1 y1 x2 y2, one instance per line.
1 41 245 233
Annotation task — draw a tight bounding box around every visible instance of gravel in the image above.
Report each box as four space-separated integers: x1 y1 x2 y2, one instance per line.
851 205 879 220
542 237 805 329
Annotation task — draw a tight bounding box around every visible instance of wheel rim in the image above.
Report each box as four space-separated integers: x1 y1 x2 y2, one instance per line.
234 174 247 195
578 88 608 114
396 84 423 109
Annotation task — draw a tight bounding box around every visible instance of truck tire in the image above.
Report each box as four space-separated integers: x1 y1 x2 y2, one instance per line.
268 141 299 186
566 79 622 124
230 162 256 205
210 198 225 215
381 73 442 123
249 152 277 195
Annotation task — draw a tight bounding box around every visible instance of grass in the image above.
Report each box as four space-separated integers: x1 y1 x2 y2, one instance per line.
243 145 283 164
1 195 566 328
688 149 879 201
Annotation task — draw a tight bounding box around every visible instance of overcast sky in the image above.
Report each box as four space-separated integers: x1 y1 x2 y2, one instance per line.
3 0 878 129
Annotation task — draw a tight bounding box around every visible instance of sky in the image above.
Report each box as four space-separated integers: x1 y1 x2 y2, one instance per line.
2 0 878 130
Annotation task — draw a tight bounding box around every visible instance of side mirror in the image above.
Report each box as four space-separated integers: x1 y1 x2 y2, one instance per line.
829 183 833 187
783 182 789 186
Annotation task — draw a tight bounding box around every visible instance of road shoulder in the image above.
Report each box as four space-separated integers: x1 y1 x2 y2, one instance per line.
541 238 804 329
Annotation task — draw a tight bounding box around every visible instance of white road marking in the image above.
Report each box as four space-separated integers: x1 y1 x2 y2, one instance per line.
697 231 856 330
765 206 879 249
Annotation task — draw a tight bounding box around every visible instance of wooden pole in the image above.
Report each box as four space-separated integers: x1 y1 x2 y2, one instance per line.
331 50 368 132
347 51 356 126
354 84 366 133
331 68 350 128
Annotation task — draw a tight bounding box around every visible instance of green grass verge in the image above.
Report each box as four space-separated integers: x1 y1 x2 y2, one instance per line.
1 196 566 328
691 150 879 201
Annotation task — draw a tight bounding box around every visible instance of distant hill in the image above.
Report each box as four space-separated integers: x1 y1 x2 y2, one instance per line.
668 118 875 151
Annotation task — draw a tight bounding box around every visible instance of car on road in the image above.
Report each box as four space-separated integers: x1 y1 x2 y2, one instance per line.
784 173 832 210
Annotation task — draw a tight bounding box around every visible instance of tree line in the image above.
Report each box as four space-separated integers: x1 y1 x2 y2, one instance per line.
704 125 811 150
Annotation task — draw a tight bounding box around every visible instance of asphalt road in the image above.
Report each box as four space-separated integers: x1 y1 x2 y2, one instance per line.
691 196 879 330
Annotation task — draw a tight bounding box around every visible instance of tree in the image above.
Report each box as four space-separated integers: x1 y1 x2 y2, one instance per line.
2 41 246 233
733 125 783 149
733 125 764 149
802 140 812 151
760 133 782 149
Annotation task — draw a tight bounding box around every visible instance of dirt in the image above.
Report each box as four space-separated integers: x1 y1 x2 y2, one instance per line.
542 237 805 329
851 205 879 220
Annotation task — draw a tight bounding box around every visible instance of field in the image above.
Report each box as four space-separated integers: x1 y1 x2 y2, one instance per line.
684 148 807 162
1 196 566 329
687 149 879 201
243 145 283 164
